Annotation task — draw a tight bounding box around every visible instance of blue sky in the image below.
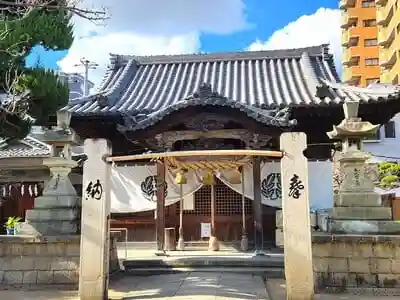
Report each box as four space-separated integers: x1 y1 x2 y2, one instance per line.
200 0 338 52
30 0 340 86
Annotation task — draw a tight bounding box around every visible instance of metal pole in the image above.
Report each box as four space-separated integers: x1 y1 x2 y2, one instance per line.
241 171 246 234
74 57 98 97
83 60 89 96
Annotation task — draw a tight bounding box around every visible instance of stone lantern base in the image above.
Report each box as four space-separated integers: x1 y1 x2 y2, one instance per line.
19 158 80 236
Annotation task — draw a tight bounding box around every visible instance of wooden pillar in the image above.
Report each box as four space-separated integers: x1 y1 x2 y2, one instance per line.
280 132 314 299
156 159 166 252
252 156 263 252
177 183 185 250
209 175 219 251
240 168 248 251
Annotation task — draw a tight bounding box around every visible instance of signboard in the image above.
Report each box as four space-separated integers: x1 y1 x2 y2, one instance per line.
183 194 195 210
201 223 211 238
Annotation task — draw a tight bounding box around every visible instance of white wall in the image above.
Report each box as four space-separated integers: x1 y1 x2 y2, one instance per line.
308 161 333 210
364 113 400 163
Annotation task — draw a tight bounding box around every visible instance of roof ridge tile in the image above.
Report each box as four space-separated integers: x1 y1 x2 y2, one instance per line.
109 44 329 66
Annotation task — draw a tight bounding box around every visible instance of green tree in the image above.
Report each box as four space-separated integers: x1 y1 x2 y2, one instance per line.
0 0 106 140
378 161 400 188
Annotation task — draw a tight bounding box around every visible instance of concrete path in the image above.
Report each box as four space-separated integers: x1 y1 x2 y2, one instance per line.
108 272 270 299
2 274 400 300
0 272 269 300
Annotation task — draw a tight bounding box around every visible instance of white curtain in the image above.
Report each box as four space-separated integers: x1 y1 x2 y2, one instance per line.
216 162 282 208
110 165 203 213
110 161 334 213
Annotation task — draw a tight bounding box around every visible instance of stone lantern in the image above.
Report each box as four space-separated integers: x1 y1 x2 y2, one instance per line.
19 110 80 236
326 101 400 234
328 101 380 153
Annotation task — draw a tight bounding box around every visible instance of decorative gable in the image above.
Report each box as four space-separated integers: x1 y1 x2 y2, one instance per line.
0 136 51 158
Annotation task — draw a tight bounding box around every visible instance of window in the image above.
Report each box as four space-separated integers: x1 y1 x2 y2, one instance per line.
363 19 377 27
349 18 358 28
349 37 359 47
385 121 396 138
364 38 378 46
361 0 375 7
365 58 379 66
366 78 379 85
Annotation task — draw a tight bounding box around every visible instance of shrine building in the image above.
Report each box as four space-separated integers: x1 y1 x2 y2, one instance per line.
62 44 400 247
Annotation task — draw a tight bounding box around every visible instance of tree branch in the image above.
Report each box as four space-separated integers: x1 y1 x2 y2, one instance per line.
0 0 108 21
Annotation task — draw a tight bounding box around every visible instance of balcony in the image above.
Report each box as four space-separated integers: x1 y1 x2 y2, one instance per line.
341 13 358 29
343 55 360 67
376 0 388 6
378 10 400 47
377 6 393 26
341 30 349 46
386 57 400 82
378 27 395 48
348 36 359 47
342 67 353 82
344 75 361 86
340 0 356 9
342 47 350 63
380 49 397 69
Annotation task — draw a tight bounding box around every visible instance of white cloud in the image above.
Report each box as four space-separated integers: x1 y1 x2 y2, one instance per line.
58 0 249 87
248 8 342 74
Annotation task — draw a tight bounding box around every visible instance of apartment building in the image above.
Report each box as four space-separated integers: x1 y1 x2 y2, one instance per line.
341 0 380 87
377 0 400 84
341 1 400 161
58 72 94 100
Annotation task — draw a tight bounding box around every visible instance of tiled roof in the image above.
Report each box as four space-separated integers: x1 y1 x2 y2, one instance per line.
64 44 400 123
117 83 295 131
0 136 51 158
315 81 400 104
0 129 85 159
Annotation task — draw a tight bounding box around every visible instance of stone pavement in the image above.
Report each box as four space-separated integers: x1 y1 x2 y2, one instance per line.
115 241 283 260
109 272 269 299
1 273 400 300
266 278 400 300
0 272 269 300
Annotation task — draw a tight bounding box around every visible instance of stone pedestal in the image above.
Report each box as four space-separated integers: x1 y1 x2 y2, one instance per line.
330 151 400 234
19 158 79 236
177 237 185 251
240 235 248 251
208 236 219 251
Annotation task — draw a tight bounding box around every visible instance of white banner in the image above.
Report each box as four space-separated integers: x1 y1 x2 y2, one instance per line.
110 161 333 213
110 165 203 213
216 162 281 208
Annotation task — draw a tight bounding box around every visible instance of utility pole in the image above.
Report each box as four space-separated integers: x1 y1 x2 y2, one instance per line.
73 58 98 96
